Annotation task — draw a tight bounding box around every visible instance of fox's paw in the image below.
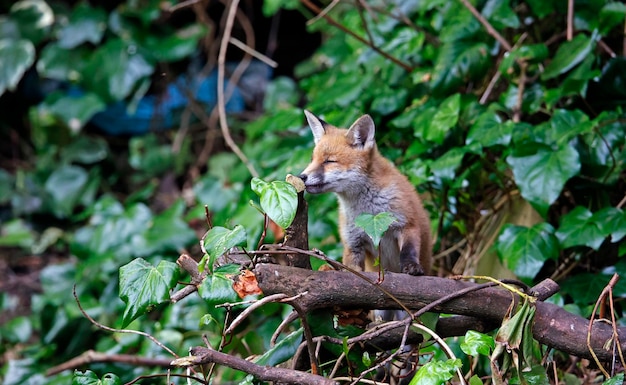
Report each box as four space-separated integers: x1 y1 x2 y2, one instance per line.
402 262 425 276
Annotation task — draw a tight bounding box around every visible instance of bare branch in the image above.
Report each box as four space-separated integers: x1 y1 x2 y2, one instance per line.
173 346 337 385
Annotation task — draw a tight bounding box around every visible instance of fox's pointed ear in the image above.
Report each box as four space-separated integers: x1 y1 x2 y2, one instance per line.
346 114 375 149
304 110 325 144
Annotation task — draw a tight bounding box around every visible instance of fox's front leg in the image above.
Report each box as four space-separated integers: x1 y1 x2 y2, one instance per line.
342 243 366 272
399 228 426 276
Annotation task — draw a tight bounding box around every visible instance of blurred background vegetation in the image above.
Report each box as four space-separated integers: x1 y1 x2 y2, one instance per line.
1 0 626 383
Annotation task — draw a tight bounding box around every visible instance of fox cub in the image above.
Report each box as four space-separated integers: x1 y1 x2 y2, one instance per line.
300 110 432 276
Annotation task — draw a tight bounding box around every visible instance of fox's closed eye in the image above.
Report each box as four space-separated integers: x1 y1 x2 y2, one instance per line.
323 159 337 164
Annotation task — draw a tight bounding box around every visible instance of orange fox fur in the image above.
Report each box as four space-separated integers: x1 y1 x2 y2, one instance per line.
300 110 432 276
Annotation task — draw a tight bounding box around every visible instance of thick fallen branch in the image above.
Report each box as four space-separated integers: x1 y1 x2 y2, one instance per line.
254 263 624 362
172 347 337 385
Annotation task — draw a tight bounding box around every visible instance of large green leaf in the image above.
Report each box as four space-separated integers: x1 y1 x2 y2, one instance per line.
251 178 298 229
143 200 196 256
37 42 90 81
427 93 460 144
354 212 397 246
556 206 608 250
197 264 240 308
44 165 89 218
431 40 490 96
466 110 511 147
57 3 106 49
496 223 559 282
599 3 626 36
507 146 580 216
542 32 598 80
82 39 153 102
408 358 462 385
41 92 106 133
461 330 495 357
482 0 520 29
72 370 121 385
119 258 180 327
200 225 247 272
10 0 54 44
254 328 304 366
0 39 35 96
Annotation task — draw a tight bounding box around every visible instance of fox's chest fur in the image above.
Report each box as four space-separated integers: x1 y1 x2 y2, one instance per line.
300 110 432 276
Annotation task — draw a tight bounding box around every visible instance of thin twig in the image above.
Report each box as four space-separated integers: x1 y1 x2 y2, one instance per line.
457 0 512 51
224 293 290 334
567 0 574 41
72 285 178 358
307 0 341 26
299 0 413 71
229 37 278 67
217 0 259 177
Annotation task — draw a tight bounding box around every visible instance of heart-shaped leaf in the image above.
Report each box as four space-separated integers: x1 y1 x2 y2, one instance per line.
355 212 397 246
251 178 298 229
507 146 580 217
119 258 180 327
200 225 247 272
556 206 608 250
461 330 495 357
496 223 559 282
0 39 35 96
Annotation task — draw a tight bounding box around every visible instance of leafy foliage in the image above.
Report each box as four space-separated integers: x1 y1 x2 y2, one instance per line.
2 0 626 383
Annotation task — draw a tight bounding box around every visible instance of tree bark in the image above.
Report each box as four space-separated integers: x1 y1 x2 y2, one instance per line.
254 263 623 362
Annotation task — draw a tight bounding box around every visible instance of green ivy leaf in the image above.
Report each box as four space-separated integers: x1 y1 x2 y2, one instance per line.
119 258 180 327
254 328 303 366
482 0 520 29
461 330 495 357
42 92 106 133
73 370 121 385
507 146 580 217
144 200 196 255
431 41 490 96
10 0 54 44
251 178 298 229
200 225 247 272
57 3 107 49
197 264 239 307
466 111 510 147
0 39 35 96
428 93 460 144
599 3 626 36
44 165 89 218
82 39 153 102
603 373 625 385
0 219 35 248
496 223 559 282
556 206 607 250
598 207 626 243
542 32 598 80
408 358 462 385
354 212 397 246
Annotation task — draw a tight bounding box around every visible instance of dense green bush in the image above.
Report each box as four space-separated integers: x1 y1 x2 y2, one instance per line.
1 0 626 384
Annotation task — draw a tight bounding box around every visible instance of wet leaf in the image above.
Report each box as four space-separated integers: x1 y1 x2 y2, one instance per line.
44 165 89 218
461 330 495 357
57 3 107 48
0 39 35 95
556 206 608 250
119 258 180 327
408 358 462 385
355 212 397 246
496 223 559 282
507 146 580 217
200 225 247 272
542 32 598 80
197 264 239 307
251 178 298 229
